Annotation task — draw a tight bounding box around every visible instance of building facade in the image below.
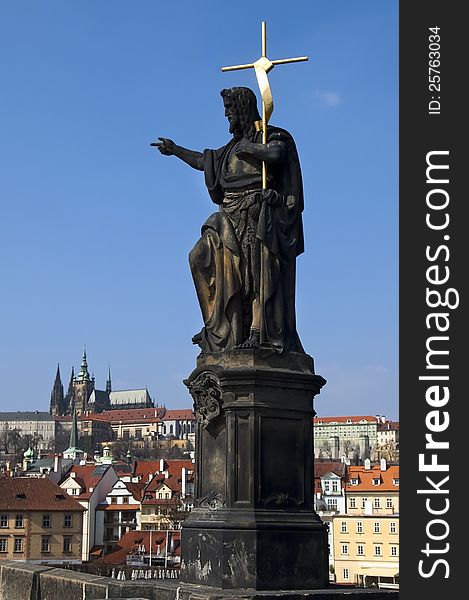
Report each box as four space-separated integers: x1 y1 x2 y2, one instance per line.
0 477 84 564
0 411 57 452
332 514 399 587
313 416 385 461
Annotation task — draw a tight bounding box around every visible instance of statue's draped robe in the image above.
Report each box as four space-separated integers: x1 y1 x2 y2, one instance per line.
189 126 305 356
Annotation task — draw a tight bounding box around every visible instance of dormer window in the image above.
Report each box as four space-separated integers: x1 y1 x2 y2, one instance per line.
393 478 399 485
351 478 358 486
372 478 381 486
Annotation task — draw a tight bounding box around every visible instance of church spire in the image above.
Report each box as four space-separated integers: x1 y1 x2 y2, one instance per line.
69 399 79 450
106 365 112 394
67 365 75 397
76 347 91 382
50 364 64 416
62 398 85 462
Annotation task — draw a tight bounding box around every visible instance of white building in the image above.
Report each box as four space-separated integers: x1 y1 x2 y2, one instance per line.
95 478 143 554
0 411 56 451
60 463 118 561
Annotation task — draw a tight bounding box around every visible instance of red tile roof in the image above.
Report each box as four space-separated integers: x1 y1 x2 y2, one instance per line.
314 461 346 478
61 464 114 499
98 530 180 565
313 461 346 495
346 464 400 492
133 459 194 482
378 421 400 431
98 408 165 422
161 409 194 421
314 416 379 424
0 477 85 511
125 481 145 501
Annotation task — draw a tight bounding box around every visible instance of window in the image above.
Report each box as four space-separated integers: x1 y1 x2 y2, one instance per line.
341 544 349 555
135 429 142 439
349 498 356 509
0 515 7 528
374 522 381 533
15 515 24 528
390 545 398 557
386 498 393 509
373 498 381 509
357 544 364 556
350 478 358 486
323 481 330 492
63 536 72 553
42 514 51 528
14 538 23 553
327 498 338 511
123 430 130 439
0 539 7 553
332 480 339 492
374 545 382 556
356 521 363 534
343 568 349 581
165 493 170 499
111 497 118 504
393 478 399 486
361 497 368 508
340 521 348 533
123 496 129 504
64 514 73 528
41 536 51 553
389 521 397 534
372 478 381 486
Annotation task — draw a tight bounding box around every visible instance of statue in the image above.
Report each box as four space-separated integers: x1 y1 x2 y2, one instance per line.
153 87 306 356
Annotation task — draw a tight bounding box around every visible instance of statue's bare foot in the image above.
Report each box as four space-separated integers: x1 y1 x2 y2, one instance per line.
236 330 260 349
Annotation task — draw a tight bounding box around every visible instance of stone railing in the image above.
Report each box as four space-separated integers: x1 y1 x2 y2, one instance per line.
0 560 399 600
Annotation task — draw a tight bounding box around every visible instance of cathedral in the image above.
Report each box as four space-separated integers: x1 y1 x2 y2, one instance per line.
50 349 154 416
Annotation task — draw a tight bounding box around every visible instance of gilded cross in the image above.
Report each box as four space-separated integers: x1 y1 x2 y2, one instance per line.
221 21 308 188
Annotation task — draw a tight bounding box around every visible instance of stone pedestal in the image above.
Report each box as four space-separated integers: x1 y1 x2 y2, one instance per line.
181 349 328 591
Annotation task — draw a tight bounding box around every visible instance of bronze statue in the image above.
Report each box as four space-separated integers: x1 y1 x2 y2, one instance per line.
153 87 305 356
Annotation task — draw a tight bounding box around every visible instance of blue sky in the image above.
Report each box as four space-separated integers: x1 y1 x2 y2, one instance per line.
0 1 398 420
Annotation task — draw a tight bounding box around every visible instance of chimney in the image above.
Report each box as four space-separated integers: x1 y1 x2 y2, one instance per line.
380 458 387 471
381 415 386 423
159 458 165 472
54 454 62 473
364 458 371 470
181 467 187 497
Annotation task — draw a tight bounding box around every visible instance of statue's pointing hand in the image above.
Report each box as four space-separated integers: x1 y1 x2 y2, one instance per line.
151 137 176 156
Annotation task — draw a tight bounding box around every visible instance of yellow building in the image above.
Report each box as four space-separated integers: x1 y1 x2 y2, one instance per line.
0 477 84 564
332 514 399 588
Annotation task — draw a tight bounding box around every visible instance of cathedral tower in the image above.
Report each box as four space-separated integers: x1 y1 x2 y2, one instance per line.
73 348 95 414
50 364 64 416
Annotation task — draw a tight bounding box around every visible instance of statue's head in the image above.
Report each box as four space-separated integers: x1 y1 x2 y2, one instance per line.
220 87 262 139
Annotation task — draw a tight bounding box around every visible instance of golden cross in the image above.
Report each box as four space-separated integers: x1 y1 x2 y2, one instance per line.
221 21 308 189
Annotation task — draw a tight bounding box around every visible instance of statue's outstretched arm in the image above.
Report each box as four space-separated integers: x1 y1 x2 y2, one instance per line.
234 139 286 164
151 137 203 171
